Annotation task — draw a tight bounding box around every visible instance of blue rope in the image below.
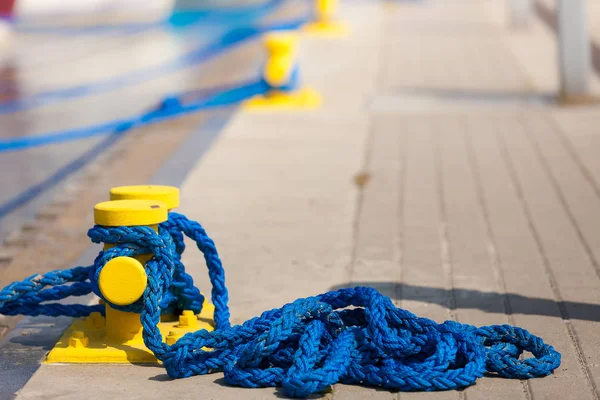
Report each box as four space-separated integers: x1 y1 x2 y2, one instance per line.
0 47 303 154
0 213 561 397
14 0 288 35
0 11 306 114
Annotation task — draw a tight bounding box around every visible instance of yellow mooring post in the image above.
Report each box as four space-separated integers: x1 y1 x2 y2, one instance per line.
303 0 349 37
46 199 214 363
109 185 216 323
244 31 321 110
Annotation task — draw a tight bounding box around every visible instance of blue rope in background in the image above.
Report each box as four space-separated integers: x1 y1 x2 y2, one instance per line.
0 13 304 230
0 26 261 114
0 212 561 398
0 19 304 154
14 0 286 35
0 76 277 220
0 54 302 153
0 2 304 114
0 78 272 153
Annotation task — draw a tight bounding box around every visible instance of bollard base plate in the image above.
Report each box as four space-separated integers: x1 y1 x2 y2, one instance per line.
302 21 349 37
244 87 322 110
45 302 215 364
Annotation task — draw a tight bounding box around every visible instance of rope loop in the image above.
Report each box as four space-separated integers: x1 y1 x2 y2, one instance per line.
475 325 561 379
162 212 230 329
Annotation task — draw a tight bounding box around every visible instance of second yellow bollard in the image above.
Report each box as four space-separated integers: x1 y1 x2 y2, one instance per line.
303 0 349 37
245 32 321 110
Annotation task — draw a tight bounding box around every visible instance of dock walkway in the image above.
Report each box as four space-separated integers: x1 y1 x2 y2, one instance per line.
6 1 600 399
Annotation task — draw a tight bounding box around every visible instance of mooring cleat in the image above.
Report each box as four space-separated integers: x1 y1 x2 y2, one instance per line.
244 32 322 110
46 199 215 364
303 0 350 37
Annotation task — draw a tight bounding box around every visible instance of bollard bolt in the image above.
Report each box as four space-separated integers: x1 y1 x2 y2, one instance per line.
84 312 105 330
178 310 199 329
166 331 183 346
68 331 89 348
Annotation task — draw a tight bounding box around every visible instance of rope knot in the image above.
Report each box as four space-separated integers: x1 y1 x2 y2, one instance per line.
87 225 181 313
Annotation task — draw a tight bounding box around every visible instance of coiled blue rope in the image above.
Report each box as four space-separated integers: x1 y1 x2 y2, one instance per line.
0 213 561 398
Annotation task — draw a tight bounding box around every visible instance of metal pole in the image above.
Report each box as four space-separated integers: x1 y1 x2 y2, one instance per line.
508 0 533 29
557 0 591 99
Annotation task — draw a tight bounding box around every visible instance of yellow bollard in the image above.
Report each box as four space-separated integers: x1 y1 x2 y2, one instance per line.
303 0 349 37
244 32 321 110
46 199 213 364
109 185 215 323
263 33 297 89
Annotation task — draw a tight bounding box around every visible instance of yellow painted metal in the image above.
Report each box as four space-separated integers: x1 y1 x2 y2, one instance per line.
245 32 322 110
303 20 349 36
94 199 168 227
112 186 179 321
45 303 215 363
109 185 182 320
263 32 297 87
244 87 322 110
110 185 180 210
303 0 349 37
46 199 214 363
316 0 338 22
98 256 147 306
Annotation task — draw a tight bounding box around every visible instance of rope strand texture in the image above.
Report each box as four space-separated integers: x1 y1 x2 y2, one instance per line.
0 215 561 398
156 287 560 397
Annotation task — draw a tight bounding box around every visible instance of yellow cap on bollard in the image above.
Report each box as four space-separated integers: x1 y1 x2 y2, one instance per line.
109 185 180 210
94 199 168 227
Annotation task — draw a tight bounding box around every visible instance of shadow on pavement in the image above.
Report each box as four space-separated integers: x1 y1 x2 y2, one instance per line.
329 282 600 322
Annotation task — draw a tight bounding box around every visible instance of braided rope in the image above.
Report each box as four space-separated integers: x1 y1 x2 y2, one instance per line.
0 214 561 398
163 212 230 329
